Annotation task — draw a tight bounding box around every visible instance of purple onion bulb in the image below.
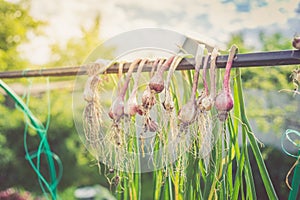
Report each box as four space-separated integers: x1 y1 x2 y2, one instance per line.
149 56 175 93
215 45 238 121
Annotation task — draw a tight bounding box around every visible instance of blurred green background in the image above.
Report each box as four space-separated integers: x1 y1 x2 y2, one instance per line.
0 0 299 199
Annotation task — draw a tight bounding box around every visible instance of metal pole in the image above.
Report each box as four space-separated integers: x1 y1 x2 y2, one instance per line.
0 50 299 79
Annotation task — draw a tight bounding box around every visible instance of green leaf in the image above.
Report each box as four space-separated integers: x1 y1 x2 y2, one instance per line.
234 68 278 200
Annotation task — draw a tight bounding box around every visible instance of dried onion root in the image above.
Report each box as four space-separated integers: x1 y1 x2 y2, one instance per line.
138 58 174 160
83 62 106 149
140 59 167 134
138 59 166 158
153 52 197 170
124 58 150 157
200 48 219 170
161 55 186 166
197 110 213 170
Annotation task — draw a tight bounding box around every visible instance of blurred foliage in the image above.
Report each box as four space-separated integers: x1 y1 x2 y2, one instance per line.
228 32 300 135
227 32 299 198
0 0 299 199
0 0 42 192
0 0 111 196
228 32 294 90
248 145 295 200
0 0 42 72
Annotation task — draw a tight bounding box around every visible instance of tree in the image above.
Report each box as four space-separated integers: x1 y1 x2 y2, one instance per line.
0 1 113 194
0 0 41 71
0 0 44 191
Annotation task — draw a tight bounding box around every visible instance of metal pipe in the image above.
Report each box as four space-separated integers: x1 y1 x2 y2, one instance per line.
0 50 299 79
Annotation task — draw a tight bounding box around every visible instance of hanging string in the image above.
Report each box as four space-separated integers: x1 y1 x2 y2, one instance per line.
0 78 63 200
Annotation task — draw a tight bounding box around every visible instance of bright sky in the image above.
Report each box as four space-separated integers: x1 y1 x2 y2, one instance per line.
21 0 300 64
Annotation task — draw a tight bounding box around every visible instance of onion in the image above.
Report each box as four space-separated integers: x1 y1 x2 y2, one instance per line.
83 63 104 102
140 59 167 134
198 55 211 111
142 59 165 110
198 48 219 111
125 59 148 116
150 58 163 78
149 56 175 93
141 87 155 111
293 35 300 50
109 59 141 121
163 55 186 111
215 45 238 121
178 44 205 124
